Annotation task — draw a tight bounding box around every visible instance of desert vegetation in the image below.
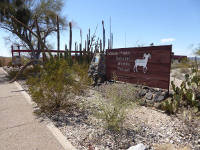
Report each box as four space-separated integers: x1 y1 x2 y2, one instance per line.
1 0 200 150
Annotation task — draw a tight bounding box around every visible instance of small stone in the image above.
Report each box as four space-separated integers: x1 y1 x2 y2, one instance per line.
154 102 161 108
161 91 169 98
145 99 154 106
154 88 160 92
153 91 165 102
146 92 153 100
127 143 147 150
139 89 147 97
157 95 165 101
142 86 149 90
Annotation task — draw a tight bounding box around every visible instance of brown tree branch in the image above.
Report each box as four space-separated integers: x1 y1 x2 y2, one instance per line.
9 59 43 83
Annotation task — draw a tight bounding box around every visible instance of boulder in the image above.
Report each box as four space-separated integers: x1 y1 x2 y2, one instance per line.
139 89 147 97
154 91 165 102
156 95 165 102
161 91 169 99
127 143 147 150
145 92 153 100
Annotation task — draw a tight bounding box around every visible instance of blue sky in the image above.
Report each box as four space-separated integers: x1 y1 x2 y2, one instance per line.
0 0 199 56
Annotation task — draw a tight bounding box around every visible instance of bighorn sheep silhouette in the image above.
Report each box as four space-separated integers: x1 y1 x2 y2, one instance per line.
134 53 151 73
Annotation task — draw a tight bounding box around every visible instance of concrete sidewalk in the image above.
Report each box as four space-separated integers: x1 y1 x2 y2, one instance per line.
0 68 75 150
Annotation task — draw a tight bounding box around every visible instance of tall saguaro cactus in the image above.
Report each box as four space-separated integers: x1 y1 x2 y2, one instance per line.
57 16 60 51
102 20 105 52
56 16 60 58
80 29 82 51
100 39 102 52
69 22 72 56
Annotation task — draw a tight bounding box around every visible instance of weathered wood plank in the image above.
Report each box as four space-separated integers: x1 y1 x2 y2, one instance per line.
106 45 172 90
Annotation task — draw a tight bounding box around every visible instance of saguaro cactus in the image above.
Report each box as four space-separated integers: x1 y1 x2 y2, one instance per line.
80 29 82 51
69 22 72 56
102 20 105 52
100 39 102 52
57 16 60 51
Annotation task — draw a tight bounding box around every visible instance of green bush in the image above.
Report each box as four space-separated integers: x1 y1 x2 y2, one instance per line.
171 60 191 70
95 85 133 132
7 69 25 80
0 59 2 67
7 65 41 80
27 58 90 114
7 61 12 67
162 67 200 114
71 62 92 94
180 68 190 74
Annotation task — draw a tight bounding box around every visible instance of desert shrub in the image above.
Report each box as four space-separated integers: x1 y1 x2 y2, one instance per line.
7 65 41 80
0 58 6 66
7 61 12 67
95 84 134 131
7 69 26 80
97 99 126 131
27 58 90 114
171 60 191 70
71 62 92 93
7 70 18 79
180 68 190 74
0 59 2 67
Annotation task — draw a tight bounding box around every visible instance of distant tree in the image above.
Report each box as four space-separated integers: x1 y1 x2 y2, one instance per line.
0 0 66 59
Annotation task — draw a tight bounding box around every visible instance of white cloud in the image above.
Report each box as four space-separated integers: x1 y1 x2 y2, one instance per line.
160 38 175 43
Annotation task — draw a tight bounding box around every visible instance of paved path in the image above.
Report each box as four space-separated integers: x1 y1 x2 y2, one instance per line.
0 68 75 150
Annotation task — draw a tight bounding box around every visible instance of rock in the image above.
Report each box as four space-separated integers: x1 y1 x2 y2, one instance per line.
145 99 154 106
154 88 160 92
127 143 147 150
161 91 169 99
154 102 162 109
154 92 165 102
139 89 147 97
149 88 155 93
157 95 165 102
145 92 153 100
142 86 149 90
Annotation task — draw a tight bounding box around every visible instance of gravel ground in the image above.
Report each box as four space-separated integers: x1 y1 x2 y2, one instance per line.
3 67 200 150
47 86 200 150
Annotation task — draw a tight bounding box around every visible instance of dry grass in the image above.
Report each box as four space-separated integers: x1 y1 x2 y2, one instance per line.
180 68 190 74
0 57 12 66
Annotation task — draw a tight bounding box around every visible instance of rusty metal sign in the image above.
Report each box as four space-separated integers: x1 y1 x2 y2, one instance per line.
106 45 172 90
